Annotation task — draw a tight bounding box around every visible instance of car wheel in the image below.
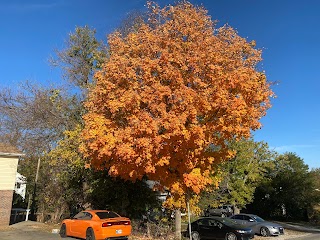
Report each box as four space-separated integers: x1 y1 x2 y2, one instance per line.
225 232 237 240
260 227 270 237
59 224 67 238
221 213 227 218
191 231 201 240
86 228 96 240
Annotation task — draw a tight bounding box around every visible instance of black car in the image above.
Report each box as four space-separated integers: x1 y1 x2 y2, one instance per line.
186 217 254 240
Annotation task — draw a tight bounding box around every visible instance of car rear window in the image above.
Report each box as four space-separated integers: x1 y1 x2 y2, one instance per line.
95 211 120 219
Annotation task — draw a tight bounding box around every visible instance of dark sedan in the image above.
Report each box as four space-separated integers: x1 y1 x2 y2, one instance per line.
186 216 254 240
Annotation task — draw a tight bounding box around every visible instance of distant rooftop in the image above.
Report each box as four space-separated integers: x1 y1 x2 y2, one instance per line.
0 142 23 156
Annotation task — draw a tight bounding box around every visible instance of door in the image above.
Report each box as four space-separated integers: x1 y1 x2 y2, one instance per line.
70 211 92 238
242 215 258 233
207 219 226 239
196 219 212 239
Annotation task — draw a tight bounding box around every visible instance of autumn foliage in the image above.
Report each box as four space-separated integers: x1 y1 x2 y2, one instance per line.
81 1 273 208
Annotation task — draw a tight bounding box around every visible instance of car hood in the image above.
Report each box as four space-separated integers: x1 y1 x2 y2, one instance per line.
259 221 283 228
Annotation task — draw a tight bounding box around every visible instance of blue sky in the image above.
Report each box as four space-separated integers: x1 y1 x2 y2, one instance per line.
1 0 319 169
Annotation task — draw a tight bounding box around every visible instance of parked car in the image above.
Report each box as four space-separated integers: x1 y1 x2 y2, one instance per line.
204 205 234 217
229 213 284 237
60 210 131 240
186 216 254 240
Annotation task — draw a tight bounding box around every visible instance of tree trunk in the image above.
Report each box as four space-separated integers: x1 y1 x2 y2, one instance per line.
175 209 181 240
52 205 67 223
146 221 151 238
234 206 240 214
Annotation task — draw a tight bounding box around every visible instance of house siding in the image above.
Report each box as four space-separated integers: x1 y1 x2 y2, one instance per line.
0 157 19 190
0 156 19 226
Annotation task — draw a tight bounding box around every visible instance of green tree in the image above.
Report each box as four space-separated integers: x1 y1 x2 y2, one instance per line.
51 26 108 93
310 168 320 190
249 152 315 220
308 168 320 222
199 139 275 213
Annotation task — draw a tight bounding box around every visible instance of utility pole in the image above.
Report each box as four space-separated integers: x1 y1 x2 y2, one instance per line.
26 156 41 221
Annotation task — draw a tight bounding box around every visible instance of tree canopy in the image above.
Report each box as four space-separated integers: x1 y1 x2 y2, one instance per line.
247 152 318 220
199 139 275 211
51 26 108 93
81 1 274 207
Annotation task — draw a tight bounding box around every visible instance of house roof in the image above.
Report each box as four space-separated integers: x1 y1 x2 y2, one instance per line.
0 142 23 157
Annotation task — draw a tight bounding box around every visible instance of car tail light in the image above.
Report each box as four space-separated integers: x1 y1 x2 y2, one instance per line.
121 221 130 225
102 222 112 227
102 221 131 227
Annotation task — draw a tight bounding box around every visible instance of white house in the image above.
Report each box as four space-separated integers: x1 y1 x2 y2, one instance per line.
0 143 23 226
15 172 26 199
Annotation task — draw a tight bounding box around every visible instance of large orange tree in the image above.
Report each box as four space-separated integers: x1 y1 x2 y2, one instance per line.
81 1 273 213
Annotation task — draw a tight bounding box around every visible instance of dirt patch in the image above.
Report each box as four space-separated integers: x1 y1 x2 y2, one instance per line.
9 221 60 233
0 226 13 232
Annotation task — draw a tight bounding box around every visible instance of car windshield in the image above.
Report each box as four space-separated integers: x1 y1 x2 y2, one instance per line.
220 218 239 227
95 211 120 219
252 215 265 222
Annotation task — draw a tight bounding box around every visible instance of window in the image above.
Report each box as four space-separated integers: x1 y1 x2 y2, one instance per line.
231 215 243 220
208 219 217 226
198 219 209 226
243 216 252 221
83 212 93 220
96 211 120 219
208 219 222 228
73 212 92 220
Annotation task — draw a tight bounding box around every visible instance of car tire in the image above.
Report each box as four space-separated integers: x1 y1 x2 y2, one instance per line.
191 231 201 240
225 232 237 240
86 228 96 240
260 227 270 237
59 224 67 238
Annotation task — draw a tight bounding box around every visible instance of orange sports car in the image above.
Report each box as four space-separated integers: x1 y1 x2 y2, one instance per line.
59 210 131 240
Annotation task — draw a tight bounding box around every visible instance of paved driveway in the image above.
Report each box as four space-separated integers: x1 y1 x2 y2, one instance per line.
0 221 74 240
0 229 65 240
